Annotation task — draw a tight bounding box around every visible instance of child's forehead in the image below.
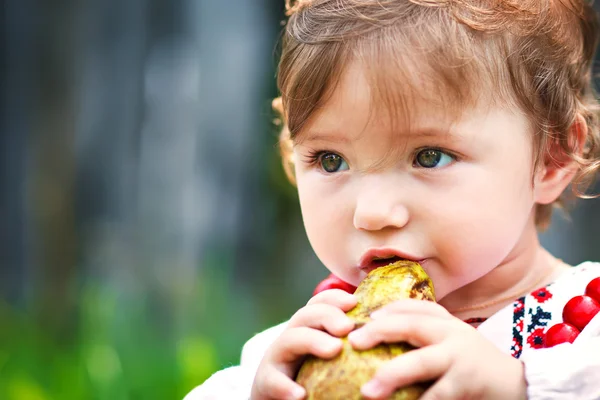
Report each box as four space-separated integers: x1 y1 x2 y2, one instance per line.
295 60 491 144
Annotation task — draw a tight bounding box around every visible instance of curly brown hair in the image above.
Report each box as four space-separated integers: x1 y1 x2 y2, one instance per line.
275 0 600 228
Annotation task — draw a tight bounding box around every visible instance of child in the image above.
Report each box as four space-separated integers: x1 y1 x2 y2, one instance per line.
187 0 600 398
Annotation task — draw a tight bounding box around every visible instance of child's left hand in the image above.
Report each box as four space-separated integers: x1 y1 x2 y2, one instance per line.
348 299 528 400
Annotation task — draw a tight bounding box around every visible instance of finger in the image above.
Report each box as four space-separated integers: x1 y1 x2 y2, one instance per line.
420 375 463 400
288 303 355 336
251 364 306 400
307 289 357 310
360 344 450 400
370 299 452 320
272 327 344 366
348 315 452 349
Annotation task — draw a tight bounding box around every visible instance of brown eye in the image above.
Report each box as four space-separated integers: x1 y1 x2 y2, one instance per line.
415 149 453 168
320 153 348 173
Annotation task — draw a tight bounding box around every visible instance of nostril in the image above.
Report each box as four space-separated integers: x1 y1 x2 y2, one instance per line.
353 201 410 232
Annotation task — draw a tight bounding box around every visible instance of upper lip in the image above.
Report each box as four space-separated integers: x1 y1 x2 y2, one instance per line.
358 248 424 270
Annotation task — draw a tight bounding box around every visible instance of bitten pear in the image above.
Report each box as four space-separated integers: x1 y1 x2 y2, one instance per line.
296 260 435 400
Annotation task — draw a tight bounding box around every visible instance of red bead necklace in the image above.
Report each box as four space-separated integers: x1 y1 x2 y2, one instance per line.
544 277 600 347
311 274 600 348
312 273 357 297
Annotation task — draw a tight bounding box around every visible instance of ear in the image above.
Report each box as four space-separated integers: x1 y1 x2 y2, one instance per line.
534 114 587 205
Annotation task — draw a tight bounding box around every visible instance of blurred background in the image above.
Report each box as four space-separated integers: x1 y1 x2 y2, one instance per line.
1 1 600 399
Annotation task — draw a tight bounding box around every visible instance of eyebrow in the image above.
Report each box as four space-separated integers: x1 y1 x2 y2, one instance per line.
297 127 461 144
297 132 351 144
405 129 463 140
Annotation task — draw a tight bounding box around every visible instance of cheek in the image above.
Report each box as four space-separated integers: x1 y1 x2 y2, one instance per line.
296 174 349 267
425 168 535 290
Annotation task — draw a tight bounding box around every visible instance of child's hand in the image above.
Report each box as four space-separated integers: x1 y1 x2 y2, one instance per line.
250 289 357 400
348 299 528 400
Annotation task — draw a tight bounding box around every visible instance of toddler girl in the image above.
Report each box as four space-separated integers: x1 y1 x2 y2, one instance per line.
187 1 600 398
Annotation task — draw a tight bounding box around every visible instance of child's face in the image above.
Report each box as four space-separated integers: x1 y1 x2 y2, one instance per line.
292 62 541 302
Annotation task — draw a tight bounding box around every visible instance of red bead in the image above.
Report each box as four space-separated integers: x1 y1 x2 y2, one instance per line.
585 277 600 303
313 274 357 296
544 323 580 348
562 295 600 331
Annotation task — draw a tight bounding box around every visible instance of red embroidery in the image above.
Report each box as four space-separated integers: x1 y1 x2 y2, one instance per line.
511 297 525 358
511 338 522 357
526 327 546 349
516 318 523 332
531 287 553 303
514 298 525 313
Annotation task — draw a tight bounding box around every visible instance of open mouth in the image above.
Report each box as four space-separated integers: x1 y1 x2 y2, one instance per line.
360 256 405 274
358 249 426 274
370 255 403 268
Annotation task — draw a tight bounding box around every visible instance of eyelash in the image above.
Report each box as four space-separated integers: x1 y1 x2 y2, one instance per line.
304 150 330 167
303 148 459 168
411 147 459 167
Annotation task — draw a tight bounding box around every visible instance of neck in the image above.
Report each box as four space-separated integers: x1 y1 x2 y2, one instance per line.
438 218 569 320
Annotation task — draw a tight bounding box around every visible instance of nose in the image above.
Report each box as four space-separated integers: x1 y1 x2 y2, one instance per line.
353 178 410 232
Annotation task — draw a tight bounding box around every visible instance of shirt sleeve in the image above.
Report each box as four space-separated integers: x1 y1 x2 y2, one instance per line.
182 365 256 400
182 321 289 400
522 313 600 400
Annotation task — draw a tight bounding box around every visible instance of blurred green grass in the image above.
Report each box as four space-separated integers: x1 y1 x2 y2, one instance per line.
0 260 259 400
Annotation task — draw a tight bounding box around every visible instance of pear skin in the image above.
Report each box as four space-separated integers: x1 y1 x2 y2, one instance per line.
296 261 435 399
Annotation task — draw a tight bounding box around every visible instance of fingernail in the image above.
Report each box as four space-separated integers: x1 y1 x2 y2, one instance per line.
323 338 341 351
343 296 358 306
344 318 356 329
348 329 363 343
291 386 306 399
362 380 384 398
370 310 384 319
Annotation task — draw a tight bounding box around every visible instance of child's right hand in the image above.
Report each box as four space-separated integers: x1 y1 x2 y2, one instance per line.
250 289 358 400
